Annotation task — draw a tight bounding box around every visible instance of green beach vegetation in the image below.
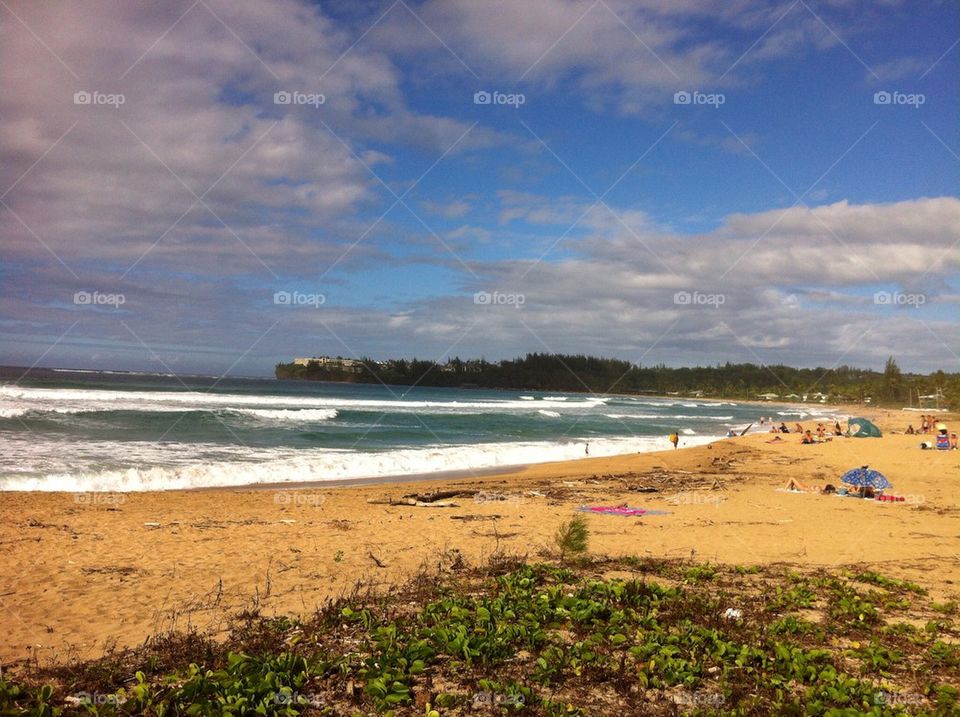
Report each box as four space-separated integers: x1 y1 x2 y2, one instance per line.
276 354 960 408
3 555 958 715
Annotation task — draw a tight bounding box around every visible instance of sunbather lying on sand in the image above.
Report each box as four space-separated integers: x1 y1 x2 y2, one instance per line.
783 478 836 494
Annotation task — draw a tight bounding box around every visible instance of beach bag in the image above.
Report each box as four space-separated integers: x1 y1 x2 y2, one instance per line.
936 434 950 450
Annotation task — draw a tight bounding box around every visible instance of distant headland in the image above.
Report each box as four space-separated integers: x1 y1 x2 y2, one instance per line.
275 354 957 407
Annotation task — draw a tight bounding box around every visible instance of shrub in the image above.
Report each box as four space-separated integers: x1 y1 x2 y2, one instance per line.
555 515 589 562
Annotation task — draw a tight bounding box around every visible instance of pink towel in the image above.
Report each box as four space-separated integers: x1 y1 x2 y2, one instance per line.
577 505 669 516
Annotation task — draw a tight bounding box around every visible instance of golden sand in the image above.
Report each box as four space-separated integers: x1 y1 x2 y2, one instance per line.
1 407 957 665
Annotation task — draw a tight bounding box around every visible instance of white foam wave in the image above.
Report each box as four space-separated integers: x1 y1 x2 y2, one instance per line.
230 408 338 422
604 413 663 420
0 385 605 414
0 434 721 492
672 414 734 420
538 409 561 418
1 403 340 422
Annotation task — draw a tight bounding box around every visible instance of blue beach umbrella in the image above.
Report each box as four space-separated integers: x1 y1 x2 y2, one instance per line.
840 466 891 490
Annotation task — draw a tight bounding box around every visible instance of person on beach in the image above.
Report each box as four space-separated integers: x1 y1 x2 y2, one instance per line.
794 423 803 434
816 424 826 439
834 421 843 436
951 433 958 450
585 442 590 456
783 478 835 493
906 424 915 435
668 432 679 449
779 422 789 433
936 426 950 450
801 430 815 444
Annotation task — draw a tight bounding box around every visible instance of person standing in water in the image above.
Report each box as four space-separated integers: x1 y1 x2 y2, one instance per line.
668 431 679 449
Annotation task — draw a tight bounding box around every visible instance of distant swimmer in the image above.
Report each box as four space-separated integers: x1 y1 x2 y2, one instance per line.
585 442 590 456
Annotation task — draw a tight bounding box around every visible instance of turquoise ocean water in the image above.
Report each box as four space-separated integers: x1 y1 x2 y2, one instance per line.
0 368 840 491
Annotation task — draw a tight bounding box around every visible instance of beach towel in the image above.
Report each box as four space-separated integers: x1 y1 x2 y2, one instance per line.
577 505 669 517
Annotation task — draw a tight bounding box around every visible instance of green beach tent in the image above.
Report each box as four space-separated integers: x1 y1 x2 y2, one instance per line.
847 417 882 438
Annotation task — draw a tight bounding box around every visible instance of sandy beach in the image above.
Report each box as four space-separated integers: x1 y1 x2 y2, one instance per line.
2 407 958 667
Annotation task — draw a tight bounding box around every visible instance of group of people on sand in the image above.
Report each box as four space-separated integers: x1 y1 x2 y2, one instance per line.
909 420 958 450
906 416 958 448
766 420 843 444
914 415 944 433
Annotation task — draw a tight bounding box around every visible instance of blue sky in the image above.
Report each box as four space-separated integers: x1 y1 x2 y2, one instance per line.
1 0 958 376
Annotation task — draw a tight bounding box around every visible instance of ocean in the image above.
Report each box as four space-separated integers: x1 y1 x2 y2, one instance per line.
0 368 842 492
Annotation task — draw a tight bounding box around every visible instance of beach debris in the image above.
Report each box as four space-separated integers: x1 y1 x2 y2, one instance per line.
438 548 465 571
367 497 459 507
722 608 743 621
368 488 473 507
450 514 502 521
368 551 387 568
403 489 470 502
474 490 526 505
471 530 519 539
81 566 143 578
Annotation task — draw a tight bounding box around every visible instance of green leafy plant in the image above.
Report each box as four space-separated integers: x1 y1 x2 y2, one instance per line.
5 557 960 715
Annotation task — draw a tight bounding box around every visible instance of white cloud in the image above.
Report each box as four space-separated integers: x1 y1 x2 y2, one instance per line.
0 0 508 277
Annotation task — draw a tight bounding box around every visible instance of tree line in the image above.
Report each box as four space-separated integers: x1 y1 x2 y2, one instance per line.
275 354 959 407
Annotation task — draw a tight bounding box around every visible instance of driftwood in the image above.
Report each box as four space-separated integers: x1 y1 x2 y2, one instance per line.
402 489 471 502
367 497 459 507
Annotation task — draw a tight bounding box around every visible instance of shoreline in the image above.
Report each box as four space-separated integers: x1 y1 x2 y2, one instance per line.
1 399 868 496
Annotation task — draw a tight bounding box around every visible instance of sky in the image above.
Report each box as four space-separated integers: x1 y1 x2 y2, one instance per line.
1 0 958 377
